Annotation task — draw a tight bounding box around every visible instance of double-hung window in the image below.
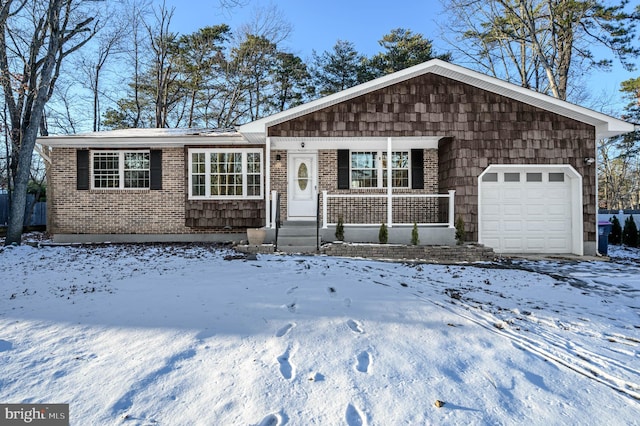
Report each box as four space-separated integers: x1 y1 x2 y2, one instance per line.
351 151 409 189
189 149 262 199
92 151 150 189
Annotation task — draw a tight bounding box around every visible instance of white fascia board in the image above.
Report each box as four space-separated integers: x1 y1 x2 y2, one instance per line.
239 58 634 140
38 135 251 148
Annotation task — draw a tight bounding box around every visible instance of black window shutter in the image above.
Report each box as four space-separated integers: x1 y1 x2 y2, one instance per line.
150 150 162 190
77 150 89 190
411 149 424 189
337 149 350 189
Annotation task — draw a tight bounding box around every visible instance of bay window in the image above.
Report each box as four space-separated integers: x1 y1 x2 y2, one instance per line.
189 149 262 199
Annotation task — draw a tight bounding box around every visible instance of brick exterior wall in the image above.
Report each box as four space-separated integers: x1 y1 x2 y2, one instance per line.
48 147 264 235
271 149 439 224
267 73 597 243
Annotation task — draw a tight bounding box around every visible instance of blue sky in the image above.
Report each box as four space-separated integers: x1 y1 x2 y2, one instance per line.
163 0 638 113
166 0 447 58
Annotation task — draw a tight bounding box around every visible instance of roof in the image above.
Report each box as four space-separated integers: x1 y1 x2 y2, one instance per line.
39 128 248 148
239 59 634 141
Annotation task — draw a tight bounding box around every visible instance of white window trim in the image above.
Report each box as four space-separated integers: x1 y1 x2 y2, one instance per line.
350 150 410 189
188 148 263 200
91 150 150 190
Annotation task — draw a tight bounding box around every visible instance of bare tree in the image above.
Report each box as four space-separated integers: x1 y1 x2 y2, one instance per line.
82 21 127 132
0 0 98 245
144 1 183 128
441 0 640 100
234 3 292 47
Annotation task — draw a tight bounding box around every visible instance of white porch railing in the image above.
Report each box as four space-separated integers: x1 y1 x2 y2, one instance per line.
322 190 455 229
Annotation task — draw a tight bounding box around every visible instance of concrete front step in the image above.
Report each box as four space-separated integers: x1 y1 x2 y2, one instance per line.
277 222 320 254
278 227 318 237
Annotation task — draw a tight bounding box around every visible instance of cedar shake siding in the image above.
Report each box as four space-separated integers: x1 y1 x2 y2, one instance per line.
267 73 596 242
185 200 264 228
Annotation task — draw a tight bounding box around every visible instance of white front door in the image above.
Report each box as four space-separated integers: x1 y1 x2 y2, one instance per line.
288 152 317 219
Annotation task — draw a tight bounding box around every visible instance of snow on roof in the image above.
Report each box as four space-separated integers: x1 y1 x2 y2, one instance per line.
43 127 239 139
64 127 239 138
39 127 249 147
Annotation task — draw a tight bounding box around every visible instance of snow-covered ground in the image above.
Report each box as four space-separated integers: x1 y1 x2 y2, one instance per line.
1 238 639 425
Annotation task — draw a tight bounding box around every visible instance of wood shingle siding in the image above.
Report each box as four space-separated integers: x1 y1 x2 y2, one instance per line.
185 200 265 229
267 73 596 242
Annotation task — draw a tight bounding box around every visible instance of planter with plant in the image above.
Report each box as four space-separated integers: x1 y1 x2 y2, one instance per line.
379 223 388 244
411 222 419 245
335 215 345 241
455 216 465 245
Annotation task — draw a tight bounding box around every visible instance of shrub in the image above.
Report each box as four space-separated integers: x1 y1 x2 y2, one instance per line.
455 216 465 245
335 215 345 241
623 215 638 247
609 215 622 245
411 222 419 245
379 223 388 244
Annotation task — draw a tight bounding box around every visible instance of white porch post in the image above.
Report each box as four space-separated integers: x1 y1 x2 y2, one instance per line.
322 190 328 229
271 190 278 229
448 189 456 228
387 137 393 228
265 137 271 228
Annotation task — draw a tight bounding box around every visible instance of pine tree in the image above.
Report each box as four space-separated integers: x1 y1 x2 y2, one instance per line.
623 215 638 247
311 40 367 96
610 215 622 245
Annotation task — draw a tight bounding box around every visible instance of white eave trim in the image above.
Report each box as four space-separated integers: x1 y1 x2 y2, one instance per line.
239 59 634 140
38 134 252 148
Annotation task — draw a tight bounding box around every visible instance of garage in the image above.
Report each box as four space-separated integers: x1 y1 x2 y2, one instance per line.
478 165 583 255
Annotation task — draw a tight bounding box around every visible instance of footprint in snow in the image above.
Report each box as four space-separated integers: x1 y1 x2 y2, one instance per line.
355 351 371 373
345 404 366 426
257 412 284 426
347 319 364 334
343 298 352 308
0 340 12 352
277 348 294 380
275 323 295 338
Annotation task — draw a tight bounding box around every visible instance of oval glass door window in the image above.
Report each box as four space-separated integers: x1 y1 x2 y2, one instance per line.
297 162 309 190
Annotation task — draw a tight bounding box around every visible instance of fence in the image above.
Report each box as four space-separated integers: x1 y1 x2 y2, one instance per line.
0 193 47 227
598 209 639 228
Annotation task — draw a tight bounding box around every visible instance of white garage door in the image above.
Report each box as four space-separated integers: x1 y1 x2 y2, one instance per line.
479 166 581 254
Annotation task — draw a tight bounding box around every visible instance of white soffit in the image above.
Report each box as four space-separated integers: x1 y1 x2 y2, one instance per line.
239 59 633 140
